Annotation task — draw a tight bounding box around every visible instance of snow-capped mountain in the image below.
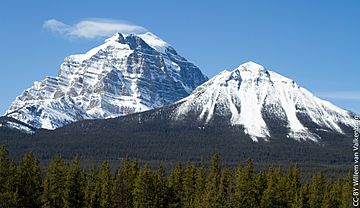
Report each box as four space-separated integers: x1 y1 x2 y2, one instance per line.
173 61 355 142
5 32 208 129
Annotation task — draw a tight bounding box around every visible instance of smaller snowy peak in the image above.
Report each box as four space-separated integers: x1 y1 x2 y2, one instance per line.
230 61 270 82
238 61 265 71
229 61 299 88
174 61 355 142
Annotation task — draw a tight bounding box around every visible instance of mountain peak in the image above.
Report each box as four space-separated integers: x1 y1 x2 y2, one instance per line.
6 31 207 129
174 62 355 142
105 31 171 54
225 61 269 83
104 32 125 43
236 61 267 73
240 61 264 68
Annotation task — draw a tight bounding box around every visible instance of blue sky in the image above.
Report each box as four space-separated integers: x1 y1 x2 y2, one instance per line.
1 0 359 114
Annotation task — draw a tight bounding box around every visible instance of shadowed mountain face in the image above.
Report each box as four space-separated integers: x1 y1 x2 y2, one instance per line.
5 32 207 130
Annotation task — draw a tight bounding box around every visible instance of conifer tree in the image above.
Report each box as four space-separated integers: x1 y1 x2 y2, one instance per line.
254 171 267 206
277 169 290 207
292 192 302 208
168 162 183 208
133 165 156 208
235 159 257 208
154 165 168 208
260 167 283 208
194 161 206 208
0 145 17 207
296 183 310 208
0 144 10 192
286 165 301 205
204 154 222 208
84 167 101 208
113 157 137 208
218 168 234 208
64 157 86 208
182 162 197 208
340 172 352 208
17 152 43 208
308 172 325 208
98 161 114 208
42 155 68 208
321 179 341 208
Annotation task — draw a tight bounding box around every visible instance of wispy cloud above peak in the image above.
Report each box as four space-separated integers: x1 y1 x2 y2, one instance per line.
43 18 147 39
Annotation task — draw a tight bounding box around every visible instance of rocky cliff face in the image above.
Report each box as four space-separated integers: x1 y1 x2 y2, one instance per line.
5 32 208 129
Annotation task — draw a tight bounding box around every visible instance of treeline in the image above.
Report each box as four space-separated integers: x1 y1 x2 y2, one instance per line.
0 145 353 208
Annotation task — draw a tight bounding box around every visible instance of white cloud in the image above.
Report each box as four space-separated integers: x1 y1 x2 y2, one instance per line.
317 91 360 101
43 18 147 39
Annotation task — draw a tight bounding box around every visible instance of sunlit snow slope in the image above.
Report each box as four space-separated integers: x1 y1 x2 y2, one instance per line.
174 61 355 142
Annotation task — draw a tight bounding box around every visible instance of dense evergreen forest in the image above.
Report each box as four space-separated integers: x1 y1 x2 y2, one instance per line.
0 145 353 208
